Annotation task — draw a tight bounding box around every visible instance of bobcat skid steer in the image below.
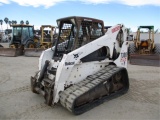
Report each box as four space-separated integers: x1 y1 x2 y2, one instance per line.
31 16 129 115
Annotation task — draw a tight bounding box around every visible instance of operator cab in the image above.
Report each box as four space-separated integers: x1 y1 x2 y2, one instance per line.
10 24 34 47
53 16 105 60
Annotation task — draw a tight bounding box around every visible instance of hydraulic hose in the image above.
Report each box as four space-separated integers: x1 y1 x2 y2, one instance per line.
38 60 50 83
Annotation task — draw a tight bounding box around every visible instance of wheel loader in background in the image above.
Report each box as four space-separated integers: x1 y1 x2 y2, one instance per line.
24 25 57 57
129 26 160 66
0 24 38 56
31 16 129 115
0 24 57 57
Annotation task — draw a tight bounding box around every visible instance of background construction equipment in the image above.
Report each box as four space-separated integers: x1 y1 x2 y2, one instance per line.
129 26 160 66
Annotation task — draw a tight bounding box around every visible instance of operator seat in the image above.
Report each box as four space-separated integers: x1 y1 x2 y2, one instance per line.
81 35 90 46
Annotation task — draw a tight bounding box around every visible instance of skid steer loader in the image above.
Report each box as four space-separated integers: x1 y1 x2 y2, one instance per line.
24 25 57 57
0 24 37 57
129 26 160 66
30 16 129 115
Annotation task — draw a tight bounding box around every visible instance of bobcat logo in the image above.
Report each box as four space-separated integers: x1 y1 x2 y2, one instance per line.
73 54 79 58
73 52 83 59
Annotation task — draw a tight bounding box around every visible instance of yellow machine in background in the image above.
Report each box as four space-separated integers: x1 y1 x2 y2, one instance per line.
129 26 160 66
39 25 57 48
24 25 57 57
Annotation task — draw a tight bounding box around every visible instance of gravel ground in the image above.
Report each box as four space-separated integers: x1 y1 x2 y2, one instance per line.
0 56 160 120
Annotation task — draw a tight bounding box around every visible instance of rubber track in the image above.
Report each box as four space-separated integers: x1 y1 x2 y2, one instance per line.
59 65 129 115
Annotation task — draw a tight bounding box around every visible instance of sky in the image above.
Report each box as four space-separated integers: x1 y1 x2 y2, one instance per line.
0 0 160 32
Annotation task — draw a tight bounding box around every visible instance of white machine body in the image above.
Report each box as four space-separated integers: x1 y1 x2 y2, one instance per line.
38 24 129 104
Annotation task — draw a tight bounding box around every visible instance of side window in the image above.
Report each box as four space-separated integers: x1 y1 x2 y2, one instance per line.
22 27 29 39
29 27 34 38
13 27 21 36
79 26 83 37
77 21 103 48
91 23 103 38
59 23 72 43
77 21 92 47
13 27 17 36
56 23 74 53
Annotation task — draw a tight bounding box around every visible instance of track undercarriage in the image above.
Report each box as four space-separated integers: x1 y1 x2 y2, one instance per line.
31 65 129 115
60 65 129 114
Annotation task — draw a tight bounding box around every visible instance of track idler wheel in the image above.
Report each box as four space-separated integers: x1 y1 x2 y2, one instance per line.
109 72 124 93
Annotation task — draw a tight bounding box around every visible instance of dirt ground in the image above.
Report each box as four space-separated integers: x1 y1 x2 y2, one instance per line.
0 56 160 120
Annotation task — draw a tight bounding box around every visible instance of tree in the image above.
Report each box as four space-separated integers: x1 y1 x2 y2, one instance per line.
20 20 24 25
26 20 29 25
4 17 9 29
12 20 15 25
